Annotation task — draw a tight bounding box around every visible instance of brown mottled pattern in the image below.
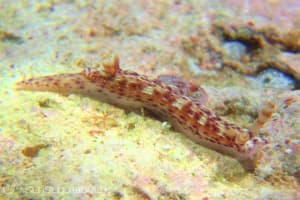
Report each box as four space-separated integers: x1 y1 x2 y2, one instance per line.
15 60 267 171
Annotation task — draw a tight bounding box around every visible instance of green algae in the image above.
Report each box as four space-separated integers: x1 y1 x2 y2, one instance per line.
0 30 23 44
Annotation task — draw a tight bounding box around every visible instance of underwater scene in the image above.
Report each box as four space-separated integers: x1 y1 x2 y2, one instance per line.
0 0 300 199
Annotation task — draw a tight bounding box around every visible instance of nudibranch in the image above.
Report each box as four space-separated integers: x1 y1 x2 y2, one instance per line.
16 55 267 171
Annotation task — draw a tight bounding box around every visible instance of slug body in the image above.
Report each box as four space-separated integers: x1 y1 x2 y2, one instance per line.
16 56 267 170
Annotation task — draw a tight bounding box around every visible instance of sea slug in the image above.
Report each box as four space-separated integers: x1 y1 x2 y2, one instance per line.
16 55 267 171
